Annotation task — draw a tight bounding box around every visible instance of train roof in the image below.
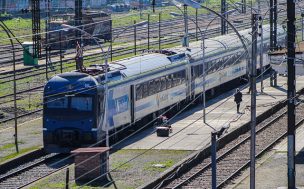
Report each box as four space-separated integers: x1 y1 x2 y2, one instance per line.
44 72 100 95
112 53 185 77
165 24 285 61
48 24 286 88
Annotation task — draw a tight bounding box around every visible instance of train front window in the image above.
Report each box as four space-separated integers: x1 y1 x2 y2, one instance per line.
71 97 93 112
47 97 68 109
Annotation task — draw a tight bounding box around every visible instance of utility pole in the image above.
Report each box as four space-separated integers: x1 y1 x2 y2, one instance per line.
241 0 246 13
183 4 189 47
32 0 41 58
75 0 83 45
211 132 217 189
269 0 273 50
269 0 277 50
273 0 277 49
221 0 227 35
45 0 50 79
287 0 296 187
257 0 264 93
259 17 264 93
250 13 258 189
269 0 278 86
211 126 228 189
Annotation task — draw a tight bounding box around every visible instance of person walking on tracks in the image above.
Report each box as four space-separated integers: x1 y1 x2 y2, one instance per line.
234 88 243 114
75 41 85 72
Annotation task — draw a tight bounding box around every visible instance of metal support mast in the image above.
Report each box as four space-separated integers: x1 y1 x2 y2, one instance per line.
257 0 264 93
273 0 277 48
259 17 264 93
183 4 189 47
75 0 83 44
250 13 258 189
287 0 296 187
45 0 50 79
211 132 217 189
269 0 277 50
32 0 41 58
241 0 246 13
221 0 227 35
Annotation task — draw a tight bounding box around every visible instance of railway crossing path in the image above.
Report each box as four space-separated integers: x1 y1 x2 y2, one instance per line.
116 75 304 151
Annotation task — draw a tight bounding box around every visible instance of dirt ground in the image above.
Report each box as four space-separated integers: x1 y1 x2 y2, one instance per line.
28 149 193 189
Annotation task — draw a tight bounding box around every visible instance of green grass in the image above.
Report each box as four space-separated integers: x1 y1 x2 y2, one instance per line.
0 143 16 151
0 18 45 45
144 159 175 172
0 146 41 164
112 161 133 171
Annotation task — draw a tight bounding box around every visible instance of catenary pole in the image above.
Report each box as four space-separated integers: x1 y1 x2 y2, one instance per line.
250 13 258 189
211 132 217 189
287 0 296 187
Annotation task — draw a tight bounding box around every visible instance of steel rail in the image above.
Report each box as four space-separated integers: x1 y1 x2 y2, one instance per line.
168 107 288 189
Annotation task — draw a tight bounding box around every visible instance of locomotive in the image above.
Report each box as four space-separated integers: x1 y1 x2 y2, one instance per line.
43 25 286 153
48 10 112 49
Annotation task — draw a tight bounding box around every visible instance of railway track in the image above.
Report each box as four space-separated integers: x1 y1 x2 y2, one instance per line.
0 3 298 123
0 3 284 70
0 151 71 189
0 17 278 124
154 97 304 189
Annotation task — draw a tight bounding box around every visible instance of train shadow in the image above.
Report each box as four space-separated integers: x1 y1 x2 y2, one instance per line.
295 148 304 164
274 85 288 93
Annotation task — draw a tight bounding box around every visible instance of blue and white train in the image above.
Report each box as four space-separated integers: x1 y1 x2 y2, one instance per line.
43 25 286 153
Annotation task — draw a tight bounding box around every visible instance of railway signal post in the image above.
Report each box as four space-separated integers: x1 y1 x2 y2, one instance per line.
287 0 296 187
250 13 258 189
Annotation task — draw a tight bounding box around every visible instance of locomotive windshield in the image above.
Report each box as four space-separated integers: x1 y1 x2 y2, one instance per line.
45 95 94 118
47 97 68 109
71 97 93 112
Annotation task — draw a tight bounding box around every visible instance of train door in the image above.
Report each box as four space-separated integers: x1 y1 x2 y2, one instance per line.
186 62 193 100
130 85 135 124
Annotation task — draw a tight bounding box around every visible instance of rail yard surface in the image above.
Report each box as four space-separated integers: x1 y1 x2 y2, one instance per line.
1 0 303 188
229 124 304 189
117 75 304 151
0 75 302 189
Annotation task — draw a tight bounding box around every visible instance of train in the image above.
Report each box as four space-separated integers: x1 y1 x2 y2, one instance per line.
43 25 286 153
48 10 112 49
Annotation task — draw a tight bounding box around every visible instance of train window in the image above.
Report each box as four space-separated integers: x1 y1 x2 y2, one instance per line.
149 80 155 96
155 78 161 93
166 75 172 89
192 67 196 79
71 97 93 112
46 97 68 109
143 82 149 98
181 70 186 83
199 65 204 77
136 84 143 100
173 72 179 86
161 77 166 91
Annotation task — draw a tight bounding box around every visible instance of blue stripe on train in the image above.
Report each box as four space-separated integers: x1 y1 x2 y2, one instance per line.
107 90 130 127
135 101 156 112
